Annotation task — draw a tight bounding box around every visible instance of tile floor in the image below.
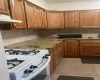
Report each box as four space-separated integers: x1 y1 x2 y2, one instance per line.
51 58 100 80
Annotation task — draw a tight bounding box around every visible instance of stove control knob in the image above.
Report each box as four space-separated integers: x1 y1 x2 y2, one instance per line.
24 69 29 74
30 65 37 69
24 69 33 74
28 70 33 73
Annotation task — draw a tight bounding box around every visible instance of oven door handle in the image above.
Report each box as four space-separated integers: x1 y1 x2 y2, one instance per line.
21 56 51 80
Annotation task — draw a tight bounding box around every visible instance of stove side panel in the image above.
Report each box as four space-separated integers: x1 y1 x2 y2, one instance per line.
0 31 10 80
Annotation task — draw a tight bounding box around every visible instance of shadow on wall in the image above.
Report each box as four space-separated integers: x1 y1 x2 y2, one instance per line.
38 28 100 37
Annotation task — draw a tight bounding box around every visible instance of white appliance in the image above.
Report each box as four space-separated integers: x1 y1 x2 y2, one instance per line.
5 49 51 80
0 14 22 23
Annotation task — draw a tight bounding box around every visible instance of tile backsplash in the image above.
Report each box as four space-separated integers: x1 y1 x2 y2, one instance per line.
1 30 39 46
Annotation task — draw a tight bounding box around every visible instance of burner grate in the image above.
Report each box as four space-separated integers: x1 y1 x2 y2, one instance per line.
7 58 24 69
5 49 40 55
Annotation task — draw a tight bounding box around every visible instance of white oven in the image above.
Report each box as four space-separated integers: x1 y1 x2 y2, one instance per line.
6 49 51 80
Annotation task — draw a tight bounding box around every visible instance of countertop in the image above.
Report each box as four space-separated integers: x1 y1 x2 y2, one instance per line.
5 37 100 49
5 37 63 49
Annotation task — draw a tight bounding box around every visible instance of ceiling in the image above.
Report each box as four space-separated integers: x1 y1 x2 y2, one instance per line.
45 0 100 3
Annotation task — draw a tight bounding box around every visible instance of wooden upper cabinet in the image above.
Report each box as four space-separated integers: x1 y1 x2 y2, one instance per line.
80 10 100 28
42 10 47 29
65 11 79 28
47 11 64 28
24 1 35 28
34 6 43 28
0 0 9 14
9 0 27 29
64 40 79 57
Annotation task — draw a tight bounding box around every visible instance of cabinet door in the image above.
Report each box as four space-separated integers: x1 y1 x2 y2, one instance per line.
80 10 100 28
47 12 64 28
65 40 79 57
34 6 43 28
50 53 55 75
10 0 27 29
80 44 100 56
24 1 35 28
42 10 47 29
65 11 79 28
0 0 9 14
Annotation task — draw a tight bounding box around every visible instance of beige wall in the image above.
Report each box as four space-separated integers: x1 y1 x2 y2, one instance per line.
27 0 100 11
27 0 48 9
47 1 100 11
1 30 39 46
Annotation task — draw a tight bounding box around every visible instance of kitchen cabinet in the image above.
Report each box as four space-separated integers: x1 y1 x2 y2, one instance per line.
50 41 64 75
24 1 35 28
0 0 9 14
54 47 61 67
25 1 45 29
34 6 43 28
47 11 64 28
50 52 55 75
80 10 100 28
64 40 79 57
42 10 47 28
80 40 100 56
9 0 27 29
65 11 79 28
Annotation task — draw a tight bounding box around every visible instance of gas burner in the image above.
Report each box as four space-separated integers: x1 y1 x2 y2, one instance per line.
5 49 40 55
7 58 24 69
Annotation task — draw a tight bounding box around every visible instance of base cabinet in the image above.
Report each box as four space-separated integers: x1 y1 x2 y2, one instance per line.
50 52 55 75
64 40 79 57
50 41 64 76
80 40 100 56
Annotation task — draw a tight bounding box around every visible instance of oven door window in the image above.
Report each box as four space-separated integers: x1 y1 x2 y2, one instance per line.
31 74 47 80
31 68 49 80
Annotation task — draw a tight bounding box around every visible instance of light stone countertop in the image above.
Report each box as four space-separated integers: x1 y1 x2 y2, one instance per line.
5 37 63 49
5 37 100 49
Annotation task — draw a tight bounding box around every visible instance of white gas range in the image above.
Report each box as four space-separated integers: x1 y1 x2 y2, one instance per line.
5 49 51 80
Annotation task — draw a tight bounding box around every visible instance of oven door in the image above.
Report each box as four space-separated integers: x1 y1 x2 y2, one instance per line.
21 56 51 80
31 64 50 80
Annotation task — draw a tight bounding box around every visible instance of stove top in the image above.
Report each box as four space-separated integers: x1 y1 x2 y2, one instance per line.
7 58 24 69
5 49 50 80
5 49 40 55
5 49 49 70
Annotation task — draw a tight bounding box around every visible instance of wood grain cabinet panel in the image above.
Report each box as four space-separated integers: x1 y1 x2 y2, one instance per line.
64 40 79 57
80 44 100 56
50 41 64 75
42 10 47 28
47 11 64 28
9 0 27 29
34 6 43 28
65 11 79 28
0 0 9 14
80 10 100 28
50 53 55 75
24 1 35 28
80 40 100 56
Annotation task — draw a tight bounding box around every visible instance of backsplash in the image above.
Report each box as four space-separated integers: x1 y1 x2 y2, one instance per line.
39 28 100 37
2 28 100 46
1 30 39 46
